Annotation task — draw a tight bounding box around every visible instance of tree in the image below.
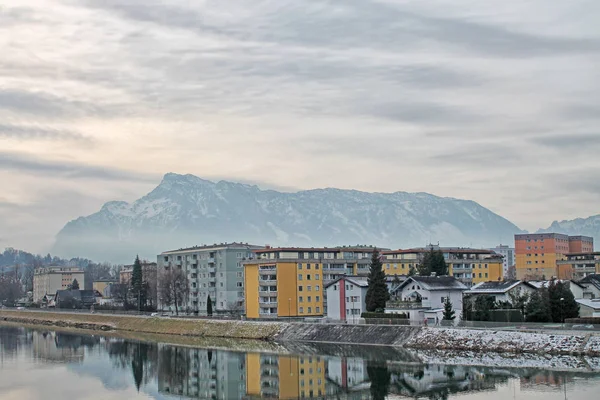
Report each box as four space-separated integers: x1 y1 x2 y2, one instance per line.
367 361 391 400
418 247 448 276
508 287 529 318
548 281 579 323
158 267 189 316
525 287 552 323
207 295 213 317
144 266 158 311
131 256 145 311
442 296 455 321
0 274 23 306
365 249 390 312
69 279 80 290
225 301 243 318
473 295 496 321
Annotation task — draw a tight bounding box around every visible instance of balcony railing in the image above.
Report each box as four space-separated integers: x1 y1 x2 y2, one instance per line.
387 301 424 309
259 291 278 297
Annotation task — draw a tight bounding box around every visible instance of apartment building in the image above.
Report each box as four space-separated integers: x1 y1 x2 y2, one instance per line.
490 245 515 277
33 266 85 303
515 233 594 280
158 243 262 315
557 252 600 280
383 246 503 287
243 246 379 319
120 262 157 284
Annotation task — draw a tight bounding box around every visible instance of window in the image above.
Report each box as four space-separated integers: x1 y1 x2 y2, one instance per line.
386 264 390 269
298 286 303 292
441 297 445 303
307 274 311 280
308 307 312 313
299 296 303 303
307 264 311 270
299 307 304 313
298 274 303 280
485 273 488 278
315 264 319 270
316 296 320 302
333 284 337 291
298 263 302 270
220 272 223 277
478 273 482 278
315 274 320 280
237 272 243 278
307 285 312 292
316 306 320 313
237 282 243 287
316 285 320 291
220 282 224 287
300 368 305 376
308 296 312 302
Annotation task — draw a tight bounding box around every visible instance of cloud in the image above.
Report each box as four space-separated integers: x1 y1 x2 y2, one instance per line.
0 123 92 142
0 151 158 183
530 133 600 149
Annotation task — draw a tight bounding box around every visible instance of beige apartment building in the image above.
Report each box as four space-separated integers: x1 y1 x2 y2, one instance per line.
33 266 85 302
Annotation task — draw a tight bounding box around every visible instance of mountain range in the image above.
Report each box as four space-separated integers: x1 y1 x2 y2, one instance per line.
52 173 528 263
537 215 600 243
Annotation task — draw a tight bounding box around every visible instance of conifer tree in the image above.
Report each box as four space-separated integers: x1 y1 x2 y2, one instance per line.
442 296 455 321
207 295 213 316
418 247 448 276
131 255 144 311
70 279 80 290
365 249 390 312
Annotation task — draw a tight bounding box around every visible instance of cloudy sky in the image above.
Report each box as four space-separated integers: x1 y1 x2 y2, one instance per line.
1 0 599 253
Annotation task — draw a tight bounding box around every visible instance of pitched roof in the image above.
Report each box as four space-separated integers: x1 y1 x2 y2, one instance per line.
467 280 535 294
325 276 369 289
576 299 600 310
578 274 600 292
398 276 468 291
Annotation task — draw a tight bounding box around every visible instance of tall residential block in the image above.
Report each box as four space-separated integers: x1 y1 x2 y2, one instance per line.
490 245 515 277
515 233 594 280
33 266 85 303
158 243 262 315
383 246 503 287
243 247 379 319
557 252 600 280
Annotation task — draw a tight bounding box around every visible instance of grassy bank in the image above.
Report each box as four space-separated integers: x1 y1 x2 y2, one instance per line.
0 310 285 340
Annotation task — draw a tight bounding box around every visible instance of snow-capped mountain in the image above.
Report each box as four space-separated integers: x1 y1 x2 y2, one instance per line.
53 173 523 263
538 215 600 244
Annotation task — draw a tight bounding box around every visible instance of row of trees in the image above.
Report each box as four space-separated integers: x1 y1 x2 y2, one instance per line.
464 281 579 323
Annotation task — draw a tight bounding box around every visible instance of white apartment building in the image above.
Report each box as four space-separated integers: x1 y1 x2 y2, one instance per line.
325 276 368 323
158 242 263 315
33 266 85 303
490 245 516 277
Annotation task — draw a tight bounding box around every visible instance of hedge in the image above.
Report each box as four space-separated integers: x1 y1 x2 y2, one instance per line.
361 312 408 319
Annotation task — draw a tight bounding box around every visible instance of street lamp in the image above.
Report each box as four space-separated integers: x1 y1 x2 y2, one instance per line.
560 297 565 328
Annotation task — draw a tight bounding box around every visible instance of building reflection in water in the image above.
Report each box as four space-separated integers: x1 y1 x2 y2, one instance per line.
2 327 597 400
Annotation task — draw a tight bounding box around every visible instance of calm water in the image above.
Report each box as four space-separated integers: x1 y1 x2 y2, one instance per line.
1 326 600 399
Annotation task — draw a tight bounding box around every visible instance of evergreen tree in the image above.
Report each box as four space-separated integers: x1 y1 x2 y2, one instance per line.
365 249 390 312
207 295 213 316
418 247 448 276
367 361 391 400
442 296 455 321
525 287 552 323
473 295 495 321
548 281 579 323
70 279 80 290
131 256 144 311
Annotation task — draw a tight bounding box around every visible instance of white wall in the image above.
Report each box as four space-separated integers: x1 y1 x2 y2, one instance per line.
400 283 464 319
326 279 367 322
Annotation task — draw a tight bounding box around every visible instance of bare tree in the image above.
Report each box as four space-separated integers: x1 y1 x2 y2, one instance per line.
225 301 244 318
158 267 189 316
145 267 158 311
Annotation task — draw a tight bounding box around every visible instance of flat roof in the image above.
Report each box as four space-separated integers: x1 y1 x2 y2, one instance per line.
384 247 495 255
254 247 383 253
161 242 263 254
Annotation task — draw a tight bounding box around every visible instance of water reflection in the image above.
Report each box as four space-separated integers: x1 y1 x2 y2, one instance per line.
0 325 599 400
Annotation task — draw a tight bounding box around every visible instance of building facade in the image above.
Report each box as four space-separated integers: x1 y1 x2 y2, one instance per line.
490 245 515 278
158 243 262 315
383 246 503 287
244 247 379 319
515 234 594 280
33 266 85 303
557 252 600 280
120 262 157 284
325 276 368 323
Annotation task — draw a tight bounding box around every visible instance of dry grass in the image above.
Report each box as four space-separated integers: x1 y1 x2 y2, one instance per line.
0 310 285 340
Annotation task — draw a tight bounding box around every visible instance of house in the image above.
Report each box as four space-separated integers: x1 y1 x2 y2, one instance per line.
576 299 600 317
578 275 600 299
54 290 97 309
465 280 538 304
92 279 117 295
390 276 468 324
528 280 586 299
325 276 369 323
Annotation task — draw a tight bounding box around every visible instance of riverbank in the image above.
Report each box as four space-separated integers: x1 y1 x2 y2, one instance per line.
2 310 600 356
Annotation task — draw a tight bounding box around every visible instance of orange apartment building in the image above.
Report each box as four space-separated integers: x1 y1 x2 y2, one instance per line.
515 233 594 280
243 246 380 319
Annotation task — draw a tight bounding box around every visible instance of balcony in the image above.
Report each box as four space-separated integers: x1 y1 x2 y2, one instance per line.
259 279 277 285
176 260 182 266
259 300 277 307
259 291 278 297
208 277 216 283
208 267 216 274
207 257 216 264
259 268 277 275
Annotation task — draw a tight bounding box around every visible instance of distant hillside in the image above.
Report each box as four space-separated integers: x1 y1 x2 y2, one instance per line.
53 173 523 263
538 214 600 247
0 247 92 269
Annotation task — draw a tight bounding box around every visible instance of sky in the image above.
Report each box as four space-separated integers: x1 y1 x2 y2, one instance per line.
0 0 599 254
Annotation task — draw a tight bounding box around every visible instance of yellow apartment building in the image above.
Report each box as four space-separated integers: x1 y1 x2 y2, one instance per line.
244 247 379 319
384 247 503 287
245 353 326 399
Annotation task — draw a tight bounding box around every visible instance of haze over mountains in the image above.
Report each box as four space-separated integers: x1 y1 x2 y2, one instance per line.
538 215 600 244
51 173 527 263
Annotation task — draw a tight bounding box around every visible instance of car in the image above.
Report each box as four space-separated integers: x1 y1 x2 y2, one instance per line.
150 312 159 317
16 307 25 310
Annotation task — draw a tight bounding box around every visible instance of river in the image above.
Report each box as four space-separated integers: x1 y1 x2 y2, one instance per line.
0 325 599 399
